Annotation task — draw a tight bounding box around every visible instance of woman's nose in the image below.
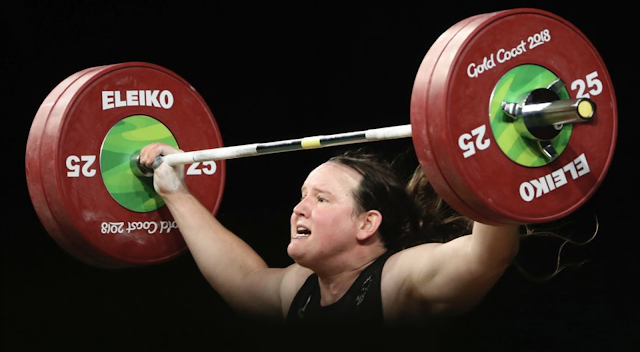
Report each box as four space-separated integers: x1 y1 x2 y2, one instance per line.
293 198 309 217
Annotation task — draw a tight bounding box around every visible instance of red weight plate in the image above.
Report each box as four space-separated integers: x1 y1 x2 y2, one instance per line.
411 12 498 224
32 62 225 267
26 66 115 267
412 9 617 224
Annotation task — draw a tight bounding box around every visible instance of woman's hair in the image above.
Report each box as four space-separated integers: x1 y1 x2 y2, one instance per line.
328 151 472 251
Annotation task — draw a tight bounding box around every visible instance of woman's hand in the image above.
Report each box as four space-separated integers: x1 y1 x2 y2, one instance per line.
138 143 188 197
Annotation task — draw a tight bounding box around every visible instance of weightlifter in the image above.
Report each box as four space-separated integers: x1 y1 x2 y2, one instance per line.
139 142 520 326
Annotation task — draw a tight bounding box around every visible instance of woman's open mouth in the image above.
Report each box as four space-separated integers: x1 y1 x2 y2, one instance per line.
292 225 311 239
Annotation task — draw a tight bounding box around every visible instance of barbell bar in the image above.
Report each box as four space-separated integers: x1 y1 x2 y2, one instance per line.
136 124 414 176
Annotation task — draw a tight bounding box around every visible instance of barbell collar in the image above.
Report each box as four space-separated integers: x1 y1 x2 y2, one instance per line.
502 98 596 128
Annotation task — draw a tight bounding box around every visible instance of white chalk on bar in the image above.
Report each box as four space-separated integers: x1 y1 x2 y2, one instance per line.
365 124 413 140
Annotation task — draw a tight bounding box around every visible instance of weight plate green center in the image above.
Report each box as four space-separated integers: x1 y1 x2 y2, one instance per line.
100 115 179 212
489 64 571 167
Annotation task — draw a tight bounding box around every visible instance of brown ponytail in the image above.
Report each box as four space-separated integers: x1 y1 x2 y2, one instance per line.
406 166 473 244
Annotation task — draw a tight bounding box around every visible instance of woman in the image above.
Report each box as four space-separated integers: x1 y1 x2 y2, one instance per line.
139 144 520 326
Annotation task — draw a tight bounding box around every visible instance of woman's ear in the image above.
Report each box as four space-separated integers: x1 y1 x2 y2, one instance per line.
356 210 382 242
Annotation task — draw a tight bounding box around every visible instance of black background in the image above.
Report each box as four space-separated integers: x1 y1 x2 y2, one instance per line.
3 1 638 351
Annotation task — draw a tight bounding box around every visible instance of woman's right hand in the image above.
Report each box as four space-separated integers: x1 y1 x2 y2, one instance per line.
139 143 188 197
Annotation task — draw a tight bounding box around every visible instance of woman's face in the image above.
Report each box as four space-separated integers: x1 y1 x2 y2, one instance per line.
287 162 365 267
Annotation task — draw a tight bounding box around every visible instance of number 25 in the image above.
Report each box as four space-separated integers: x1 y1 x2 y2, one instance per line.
571 71 603 99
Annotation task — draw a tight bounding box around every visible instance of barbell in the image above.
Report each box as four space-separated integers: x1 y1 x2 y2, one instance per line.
25 8 617 268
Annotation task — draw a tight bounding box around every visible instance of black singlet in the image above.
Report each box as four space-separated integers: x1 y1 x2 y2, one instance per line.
286 251 394 326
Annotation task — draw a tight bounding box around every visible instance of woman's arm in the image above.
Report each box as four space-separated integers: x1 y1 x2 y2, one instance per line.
383 222 520 319
140 143 307 319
